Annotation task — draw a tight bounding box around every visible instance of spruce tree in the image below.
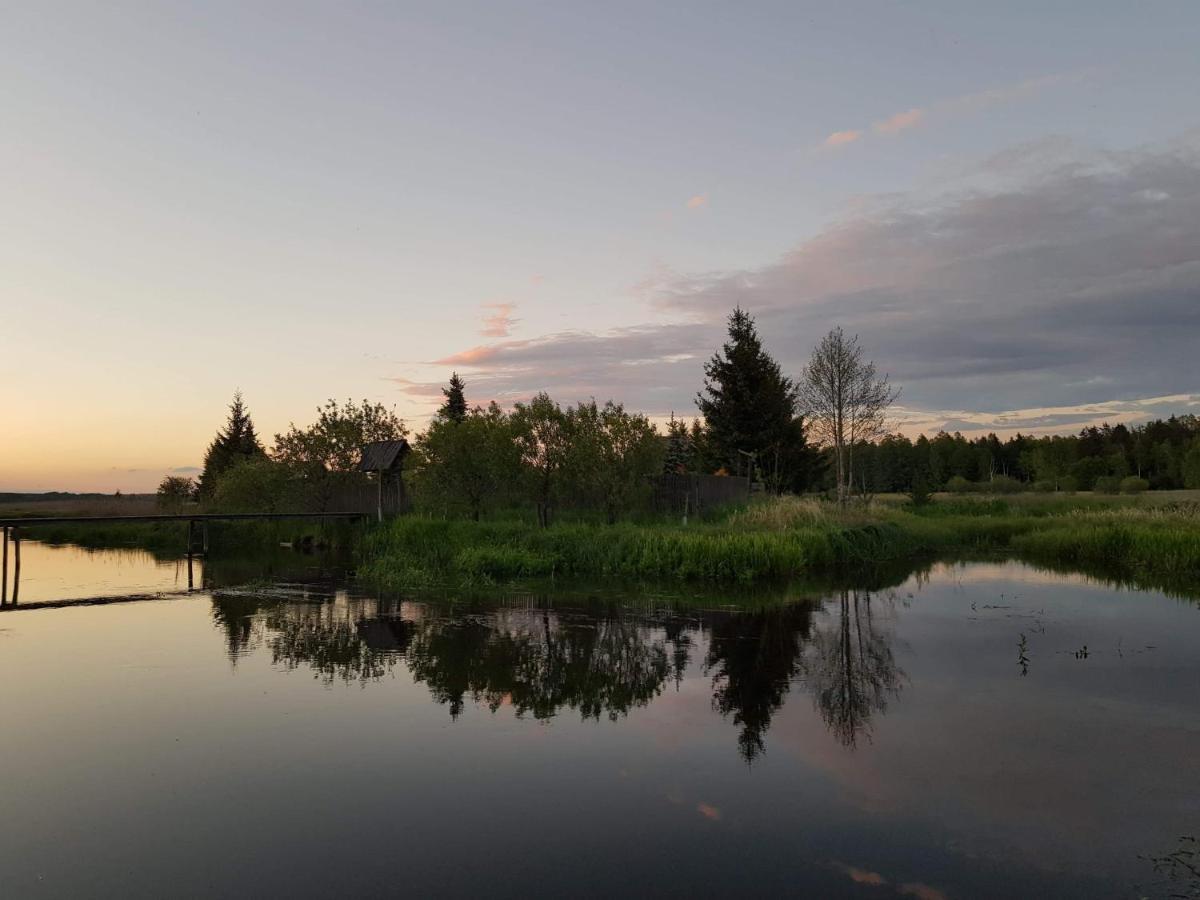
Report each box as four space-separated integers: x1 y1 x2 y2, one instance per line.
663 413 691 474
438 372 468 423
696 308 800 479
198 391 265 497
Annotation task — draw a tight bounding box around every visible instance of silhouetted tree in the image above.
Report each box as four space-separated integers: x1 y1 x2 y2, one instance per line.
799 328 898 506
697 308 799 479
438 372 468 423
663 413 691 474
156 475 195 511
198 391 265 497
273 398 408 473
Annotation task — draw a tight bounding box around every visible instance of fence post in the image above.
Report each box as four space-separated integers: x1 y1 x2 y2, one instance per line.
11 527 19 605
2 526 7 604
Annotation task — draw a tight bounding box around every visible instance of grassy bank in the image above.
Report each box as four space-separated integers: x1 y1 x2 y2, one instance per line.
360 496 1200 595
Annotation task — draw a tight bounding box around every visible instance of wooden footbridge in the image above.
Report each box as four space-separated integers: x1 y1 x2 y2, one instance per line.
0 512 367 606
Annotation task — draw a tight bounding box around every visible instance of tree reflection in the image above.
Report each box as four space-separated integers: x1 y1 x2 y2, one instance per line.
802 590 904 748
401 608 678 720
213 586 904 757
704 604 815 762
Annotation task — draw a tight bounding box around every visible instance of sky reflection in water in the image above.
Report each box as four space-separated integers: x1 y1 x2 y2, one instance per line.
1 551 1198 898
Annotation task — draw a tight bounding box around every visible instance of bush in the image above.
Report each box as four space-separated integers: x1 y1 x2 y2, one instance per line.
210 458 297 513
983 474 1023 494
908 476 933 507
1119 476 1149 495
156 476 195 512
1033 480 1056 493
945 476 974 494
1094 476 1122 495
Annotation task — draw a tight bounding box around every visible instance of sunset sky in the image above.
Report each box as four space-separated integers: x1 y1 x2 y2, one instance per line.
3 2 1198 492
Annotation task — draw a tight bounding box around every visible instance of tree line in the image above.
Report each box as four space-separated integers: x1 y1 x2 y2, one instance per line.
161 308 860 520
841 416 1200 496
158 308 1198 517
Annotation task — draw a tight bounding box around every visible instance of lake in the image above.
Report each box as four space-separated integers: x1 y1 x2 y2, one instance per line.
1 541 1198 898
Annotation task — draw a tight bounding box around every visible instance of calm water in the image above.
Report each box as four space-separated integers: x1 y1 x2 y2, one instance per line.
1 544 1198 898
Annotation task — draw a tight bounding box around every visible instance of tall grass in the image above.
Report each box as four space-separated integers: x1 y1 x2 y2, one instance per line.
361 493 1200 594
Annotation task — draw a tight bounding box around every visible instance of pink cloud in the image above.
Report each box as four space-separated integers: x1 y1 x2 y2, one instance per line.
874 107 925 134
480 302 518 337
824 129 863 147
434 344 503 366
686 194 709 209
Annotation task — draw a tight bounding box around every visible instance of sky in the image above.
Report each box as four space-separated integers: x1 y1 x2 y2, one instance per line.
2 1 1198 492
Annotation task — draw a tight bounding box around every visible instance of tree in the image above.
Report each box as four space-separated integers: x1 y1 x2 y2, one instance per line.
799 328 898 506
511 393 571 527
438 372 468 424
210 458 296 513
420 403 521 520
696 308 799 480
198 391 265 498
156 475 195 511
1184 440 1200 489
663 413 691 474
273 398 408 473
688 419 712 474
767 416 820 495
567 400 662 523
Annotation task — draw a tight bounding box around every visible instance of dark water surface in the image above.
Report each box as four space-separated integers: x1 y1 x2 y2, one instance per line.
1 544 1198 898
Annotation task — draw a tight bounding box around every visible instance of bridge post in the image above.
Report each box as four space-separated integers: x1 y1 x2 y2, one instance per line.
187 520 195 560
11 527 19 605
2 526 7 604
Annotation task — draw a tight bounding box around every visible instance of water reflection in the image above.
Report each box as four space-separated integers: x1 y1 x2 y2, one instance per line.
211 587 905 759
803 590 904 749
705 604 813 761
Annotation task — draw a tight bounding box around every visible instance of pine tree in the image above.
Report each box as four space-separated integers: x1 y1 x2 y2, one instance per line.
696 308 799 479
198 391 265 497
663 413 691 474
438 372 468 423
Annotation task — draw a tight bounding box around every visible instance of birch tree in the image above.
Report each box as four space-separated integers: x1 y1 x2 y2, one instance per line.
799 328 898 505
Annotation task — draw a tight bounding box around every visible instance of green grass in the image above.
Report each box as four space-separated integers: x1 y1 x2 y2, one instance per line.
360 496 1200 596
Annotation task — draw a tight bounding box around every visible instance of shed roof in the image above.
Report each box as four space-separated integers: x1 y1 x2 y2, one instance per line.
358 439 410 472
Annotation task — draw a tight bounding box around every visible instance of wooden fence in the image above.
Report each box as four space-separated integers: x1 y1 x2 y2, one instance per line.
315 474 408 518
650 473 751 516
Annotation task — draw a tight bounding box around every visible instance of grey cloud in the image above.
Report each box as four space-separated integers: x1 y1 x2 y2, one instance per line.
403 137 1200 425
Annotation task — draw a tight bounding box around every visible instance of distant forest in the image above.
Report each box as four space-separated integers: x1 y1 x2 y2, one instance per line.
828 416 1200 495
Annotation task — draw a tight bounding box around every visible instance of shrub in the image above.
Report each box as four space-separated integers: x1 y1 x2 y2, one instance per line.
1119 476 1149 495
946 476 974 494
908 475 933 507
1094 476 1122 495
1059 476 1079 494
984 474 1023 494
156 476 195 512
1033 480 1055 493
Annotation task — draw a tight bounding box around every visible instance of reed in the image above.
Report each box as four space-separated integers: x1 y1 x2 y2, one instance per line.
360 494 1200 592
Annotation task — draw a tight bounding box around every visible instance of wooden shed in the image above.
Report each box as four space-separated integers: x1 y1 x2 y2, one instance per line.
358 439 411 520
